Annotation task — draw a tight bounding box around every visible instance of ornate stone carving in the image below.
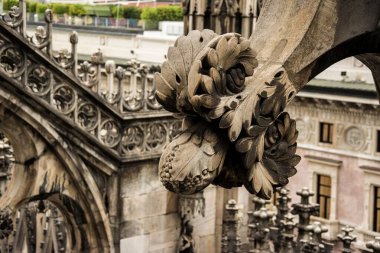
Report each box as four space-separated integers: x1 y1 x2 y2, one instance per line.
77 102 99 131
179 218 195 253
52 84 76 114
295 118 312 143
27 65 51 95
337 226 356 253
344 126 365 150
146 123 167 150
0 210 13 240
0 25 173 161
155 30 300 198
0 44 26 78
121 126 144 153
99 119 121 148
221 199 242 253
366 237 380 253
1 5 23 31
78 61 99 88
27 9 52 54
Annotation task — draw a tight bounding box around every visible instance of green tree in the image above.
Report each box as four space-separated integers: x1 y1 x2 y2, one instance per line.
156 6 182 21
35 3 48 14
123 6 141 19
51 3 69 15
141 6 182 29
141 7 159 29
111 5 122 18
28 1 37 13
3 0 19 11
68 4 85 16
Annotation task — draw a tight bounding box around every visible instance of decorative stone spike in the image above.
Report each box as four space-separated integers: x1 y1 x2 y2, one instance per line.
305 222 328 245
291 187 319 242
276 188 292 227
366 237 380 253
248 207 274 253
248 196 270 226
222 199 242 253
271 188 292 252
337 226 356 253
253 196 269 211
280 213 297 253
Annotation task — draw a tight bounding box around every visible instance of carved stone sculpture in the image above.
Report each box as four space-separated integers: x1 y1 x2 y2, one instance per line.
155 29 300 199
155 0 380 200
179 219 195 253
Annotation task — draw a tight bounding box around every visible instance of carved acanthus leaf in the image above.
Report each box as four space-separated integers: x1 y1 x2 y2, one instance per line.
154 29 300 199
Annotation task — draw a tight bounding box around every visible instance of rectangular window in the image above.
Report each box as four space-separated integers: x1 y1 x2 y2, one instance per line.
373 186 380 232
316 174 331 219
319 122 334 144
377 130 380 153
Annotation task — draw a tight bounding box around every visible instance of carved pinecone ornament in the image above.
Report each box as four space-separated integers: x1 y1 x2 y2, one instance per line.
155 30 300 199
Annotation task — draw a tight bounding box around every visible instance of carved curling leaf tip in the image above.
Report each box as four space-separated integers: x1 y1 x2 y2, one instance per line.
154 29 299 199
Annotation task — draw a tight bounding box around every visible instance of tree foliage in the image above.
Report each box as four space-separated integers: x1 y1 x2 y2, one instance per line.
68 4 86 16
35 3 49 14
3 0 19 11
52 3 69 15
111 6 141 19
141 6 181 29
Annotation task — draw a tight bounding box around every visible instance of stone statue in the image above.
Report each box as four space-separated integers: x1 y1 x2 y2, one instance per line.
179 218 195 253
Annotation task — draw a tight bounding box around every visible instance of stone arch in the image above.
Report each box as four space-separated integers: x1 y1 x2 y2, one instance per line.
0 89 114 252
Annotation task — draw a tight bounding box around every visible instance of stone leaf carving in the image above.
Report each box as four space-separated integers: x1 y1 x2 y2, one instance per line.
155 29 300 199
159 118 227 195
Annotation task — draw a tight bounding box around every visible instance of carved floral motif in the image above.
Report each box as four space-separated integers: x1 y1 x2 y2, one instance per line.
78 61 98 88
52 84 76 114
99 119 121 148
1 5 23 30
77 102 99 131
27 65 51 95
121 126 144 152
155 30 300 198
27 9 52 51
146 124 167 150
0 44 26 78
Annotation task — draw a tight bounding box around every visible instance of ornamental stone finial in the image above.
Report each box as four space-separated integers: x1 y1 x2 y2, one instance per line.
222 199 242 253
291 187 319 242
337 226 356 253
366 237 380 253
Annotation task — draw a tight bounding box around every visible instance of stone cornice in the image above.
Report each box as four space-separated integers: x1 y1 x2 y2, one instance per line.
304 155 342 168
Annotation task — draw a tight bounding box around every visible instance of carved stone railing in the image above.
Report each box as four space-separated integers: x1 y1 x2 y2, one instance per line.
222 188 373 253
0 0 180 161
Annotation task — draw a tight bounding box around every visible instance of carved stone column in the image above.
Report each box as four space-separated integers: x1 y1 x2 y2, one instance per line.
279 213 296 253
221 199 242 253
271 188 292 252
248 207 273 253
291 188 319 242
